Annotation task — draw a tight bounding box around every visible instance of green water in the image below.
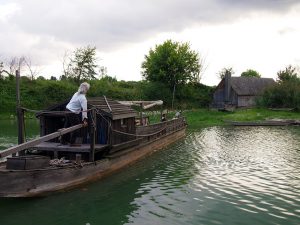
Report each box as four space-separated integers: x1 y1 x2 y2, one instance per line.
0 121 300 225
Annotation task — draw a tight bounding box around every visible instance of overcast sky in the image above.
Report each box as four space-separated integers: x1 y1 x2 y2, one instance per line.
1 0 300 85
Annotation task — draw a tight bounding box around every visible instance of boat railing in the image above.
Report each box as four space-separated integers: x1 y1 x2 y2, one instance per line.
0 124 84 158
109 117 186 154
136 117 186 142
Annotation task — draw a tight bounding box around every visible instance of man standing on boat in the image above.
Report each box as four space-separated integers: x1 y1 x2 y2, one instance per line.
62 82 90 146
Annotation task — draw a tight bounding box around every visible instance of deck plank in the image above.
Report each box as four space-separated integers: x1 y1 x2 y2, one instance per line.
34 142 109 153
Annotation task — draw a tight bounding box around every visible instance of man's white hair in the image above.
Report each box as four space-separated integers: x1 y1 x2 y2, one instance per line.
78 82 90 94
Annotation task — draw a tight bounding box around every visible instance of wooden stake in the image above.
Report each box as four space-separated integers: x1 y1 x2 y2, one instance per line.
16 70 25 156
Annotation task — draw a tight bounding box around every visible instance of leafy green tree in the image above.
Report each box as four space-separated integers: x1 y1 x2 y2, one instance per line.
64 46 98 83
277 65 299 83
141 40 202 88
217 67 234 79
241 69 261 78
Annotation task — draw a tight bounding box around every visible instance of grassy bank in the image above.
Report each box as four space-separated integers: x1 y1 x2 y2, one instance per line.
183 108 300 128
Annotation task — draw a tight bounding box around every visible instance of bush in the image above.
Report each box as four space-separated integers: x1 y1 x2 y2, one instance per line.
259 80 300 109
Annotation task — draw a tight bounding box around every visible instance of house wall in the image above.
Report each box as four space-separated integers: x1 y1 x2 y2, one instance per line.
231 90 238 106
212 86 238 108
237 96 256 107
212 88 225 108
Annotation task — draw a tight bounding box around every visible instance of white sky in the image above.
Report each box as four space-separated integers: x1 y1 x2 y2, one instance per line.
0 0 300 86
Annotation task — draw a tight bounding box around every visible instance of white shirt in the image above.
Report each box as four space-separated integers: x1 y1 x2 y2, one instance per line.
66 92 88 120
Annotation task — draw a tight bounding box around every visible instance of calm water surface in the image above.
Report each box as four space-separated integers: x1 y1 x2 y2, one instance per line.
0 120 300 225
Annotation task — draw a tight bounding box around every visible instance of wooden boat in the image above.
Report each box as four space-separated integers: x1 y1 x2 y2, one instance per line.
0 97 187 197
225 119 299 126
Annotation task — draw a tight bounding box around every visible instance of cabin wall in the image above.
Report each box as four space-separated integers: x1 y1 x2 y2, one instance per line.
111 117 136 145
41 116 65 136
96 115 110 144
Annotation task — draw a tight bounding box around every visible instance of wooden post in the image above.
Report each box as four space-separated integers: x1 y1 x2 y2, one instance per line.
90 109 96 162
140 103 143 125
172 82 176 110
16 70 25 156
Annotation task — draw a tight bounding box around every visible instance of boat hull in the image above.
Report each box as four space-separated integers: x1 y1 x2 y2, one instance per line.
0 127 186 197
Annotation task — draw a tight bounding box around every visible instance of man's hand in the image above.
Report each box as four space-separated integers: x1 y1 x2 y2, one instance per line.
83 119 88 127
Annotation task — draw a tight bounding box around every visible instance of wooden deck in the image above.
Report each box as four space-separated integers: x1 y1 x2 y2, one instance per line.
34 142 109 153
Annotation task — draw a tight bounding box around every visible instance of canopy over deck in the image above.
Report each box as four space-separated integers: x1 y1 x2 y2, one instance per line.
36 96 138 120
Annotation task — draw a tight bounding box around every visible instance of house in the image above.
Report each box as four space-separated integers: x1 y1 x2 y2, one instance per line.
212 73 275 109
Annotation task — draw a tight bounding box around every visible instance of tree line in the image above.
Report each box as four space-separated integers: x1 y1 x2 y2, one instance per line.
0 76 213 114
1 39 299 114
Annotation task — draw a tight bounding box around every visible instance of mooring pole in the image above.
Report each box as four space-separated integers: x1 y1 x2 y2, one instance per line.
16 69 25 156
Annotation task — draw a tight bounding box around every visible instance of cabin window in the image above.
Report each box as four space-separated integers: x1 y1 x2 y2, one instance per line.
121 119 127 128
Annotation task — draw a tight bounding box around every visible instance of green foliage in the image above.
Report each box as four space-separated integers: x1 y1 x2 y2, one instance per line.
259 80 300 109
258 66 300 109
141 40 202 88
0 74 213 116
64 46 98 84
277 65 299 83
241 69 261 78
140 82 173 106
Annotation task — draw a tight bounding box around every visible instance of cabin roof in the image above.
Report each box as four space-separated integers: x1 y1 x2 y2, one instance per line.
230 77 275 96
36 96 138 120
88 97 137 120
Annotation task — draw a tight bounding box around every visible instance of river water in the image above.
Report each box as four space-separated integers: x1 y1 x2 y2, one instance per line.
0 120 300 225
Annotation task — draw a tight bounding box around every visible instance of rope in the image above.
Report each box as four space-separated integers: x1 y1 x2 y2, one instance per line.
112 126 167 138
49 157 71 166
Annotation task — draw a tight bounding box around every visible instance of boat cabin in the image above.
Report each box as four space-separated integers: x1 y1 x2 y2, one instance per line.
35 96 137 161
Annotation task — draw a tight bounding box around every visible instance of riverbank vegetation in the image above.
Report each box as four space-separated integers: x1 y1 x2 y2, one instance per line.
259 65 300 109
146 108 300 128
0 76 213 117
1 41 300 124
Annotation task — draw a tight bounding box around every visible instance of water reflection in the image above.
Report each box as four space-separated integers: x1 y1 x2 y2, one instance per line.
0 125 300 225
0 119 39 150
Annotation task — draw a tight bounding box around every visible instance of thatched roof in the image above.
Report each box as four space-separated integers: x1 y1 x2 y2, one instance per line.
230 77 275 96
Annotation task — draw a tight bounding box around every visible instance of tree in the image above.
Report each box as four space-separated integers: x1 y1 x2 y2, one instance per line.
0 61 8 78
217 67 234 80
99 66 108 79
23 56 40 80
63 46 98 83
0 57 25 77
8 56 25 75
277 65 299 83
241 69 261 78
141 40 203 88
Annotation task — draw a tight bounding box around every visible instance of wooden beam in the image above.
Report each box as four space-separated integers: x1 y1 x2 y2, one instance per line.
0 124 83 158
90 109 96 161
17 107 25 156
104 95 112 112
